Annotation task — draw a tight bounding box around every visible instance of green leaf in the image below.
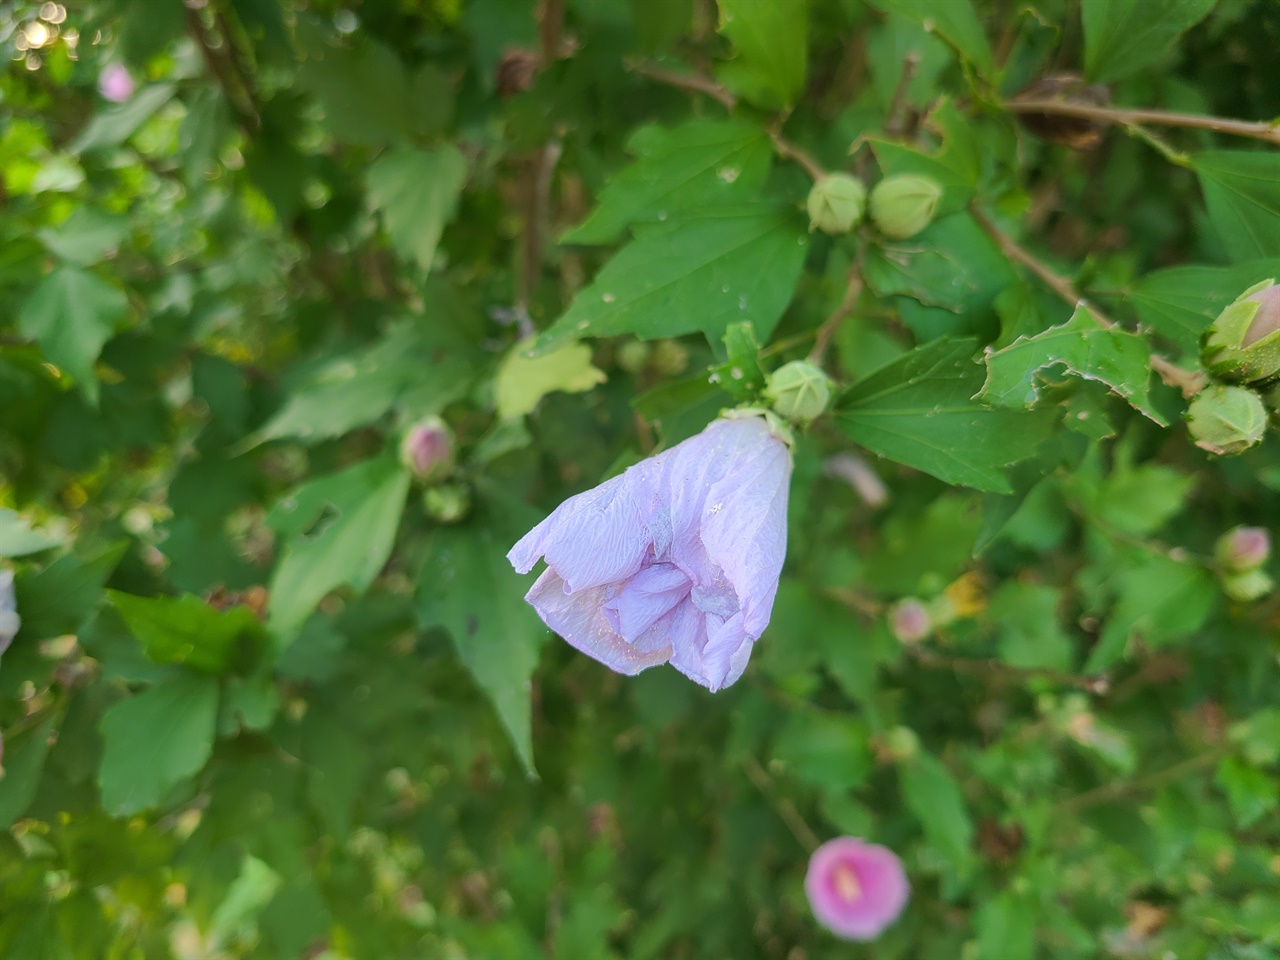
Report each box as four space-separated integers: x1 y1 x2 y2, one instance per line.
37 208 129 266
1128 260 1278 353
209 855 283 945
875 0 993 76
836 338 1054 493
70 84 176 153
13 542 127 641
990 583 1074 673
899 752 976 882
108 591 263 675
495 338 607 420
0 508 66 557
251 324 469 446
18 265 129 404
716 0 808 108
980 304 1166 425
97 673 219 815
1081 0 1216 83
296 31 419 145
266 457 411 643
1193 151 1280 263
712 320 767 402
302 712 365 841
366 146 469 271
537 204 807 352
417 501 547 776
563 119 772 245
1215 756 1279 828
974 887 1038 960
0 715 58 829
1086 552 1216 672
772 712 872 790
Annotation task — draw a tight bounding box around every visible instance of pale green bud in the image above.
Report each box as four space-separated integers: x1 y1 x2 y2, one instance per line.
651 339 690 377
765 359 832 424
1185 384 1268 456
1222 567 1275 603
615 340 651 375
424 483 471 524
1201 280 1280 385
806 173 866 235
869 174 944 240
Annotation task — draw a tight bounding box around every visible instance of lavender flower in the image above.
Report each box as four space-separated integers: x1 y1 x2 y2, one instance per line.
507 413 791 691
0 568 19 657
98 64 135 103
805 836 910 941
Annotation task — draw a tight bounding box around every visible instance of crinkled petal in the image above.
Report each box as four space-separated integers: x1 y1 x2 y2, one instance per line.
604 562 691 641
525 568 672 675
508 463 662 592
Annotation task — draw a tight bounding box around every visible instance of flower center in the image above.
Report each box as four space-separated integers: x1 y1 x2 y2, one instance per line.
832 862 862 903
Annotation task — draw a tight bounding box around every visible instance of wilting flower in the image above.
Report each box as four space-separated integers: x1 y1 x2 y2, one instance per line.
507 413 792 691
98 63 135 103
805 837 909 941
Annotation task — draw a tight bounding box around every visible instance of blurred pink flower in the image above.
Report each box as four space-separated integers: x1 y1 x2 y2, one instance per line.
98 63 134 103
805 836 909 941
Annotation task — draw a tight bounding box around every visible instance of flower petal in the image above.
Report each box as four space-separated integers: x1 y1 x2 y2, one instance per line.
525 568 673 675
603 562 691 642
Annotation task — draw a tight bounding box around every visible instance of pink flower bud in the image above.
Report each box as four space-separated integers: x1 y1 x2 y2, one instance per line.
805 837 910 941
889 598 931 643
98 64 135 103
399 418 455 482
1215 526 1270 573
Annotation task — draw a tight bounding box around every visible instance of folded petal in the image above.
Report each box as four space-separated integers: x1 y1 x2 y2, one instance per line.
603 562 691 642
525 568 673 675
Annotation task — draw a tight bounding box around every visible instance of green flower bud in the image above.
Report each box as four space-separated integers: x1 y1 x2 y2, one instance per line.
1221 567 1275 603
1201 280 1280 385
765 359 832 424
869 174 944 240
615 340 651 375
1185 384 1269 456
424 483 471 524
806 173 866 235
651 339 690 377
877 726 920 763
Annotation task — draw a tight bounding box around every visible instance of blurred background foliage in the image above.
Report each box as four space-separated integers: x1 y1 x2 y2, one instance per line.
1 0 1279 957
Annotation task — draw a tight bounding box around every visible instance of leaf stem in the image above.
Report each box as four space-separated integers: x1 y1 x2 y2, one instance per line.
1003 99 1280 146
809 268 863 363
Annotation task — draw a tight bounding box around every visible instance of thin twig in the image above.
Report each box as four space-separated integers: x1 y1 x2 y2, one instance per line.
631 62 737 110
741 755 821 853
909 648 1111 694
884 52 920 137
1051 747 1228 816
768 127 826 181
971 206 1111 326
634 62 827 182
971 206 1207 396
809 268 863 363
536 0 564 66
1004 99 1280 146
184 4 260 131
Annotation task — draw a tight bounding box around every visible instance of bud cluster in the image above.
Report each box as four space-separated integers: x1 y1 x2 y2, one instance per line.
1213 526 1274 602
1185 280 1280 457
